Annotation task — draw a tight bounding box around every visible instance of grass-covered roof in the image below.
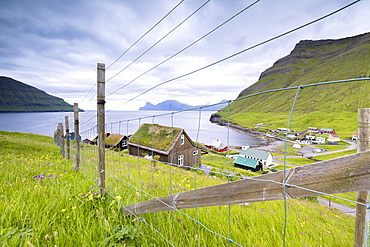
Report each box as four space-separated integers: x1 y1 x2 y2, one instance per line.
105 134 124 146
129 123 182 151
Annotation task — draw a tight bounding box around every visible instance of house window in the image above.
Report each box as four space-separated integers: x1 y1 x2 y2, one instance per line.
180 134 184 145
122 140 127 147
178 155 184 166
193 150 198 155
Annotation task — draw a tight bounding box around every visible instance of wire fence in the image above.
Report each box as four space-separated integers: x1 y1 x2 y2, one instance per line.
54 77 370 246
49 1 370 245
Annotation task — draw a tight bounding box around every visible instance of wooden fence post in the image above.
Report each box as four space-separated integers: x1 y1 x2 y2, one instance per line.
97 63 106 189
58 123 65 158
74 103 80 168
65 116 70 160
355 108 369 247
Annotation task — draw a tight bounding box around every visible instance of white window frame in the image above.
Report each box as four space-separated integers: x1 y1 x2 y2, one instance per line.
180 134 185 145
178 155 184 166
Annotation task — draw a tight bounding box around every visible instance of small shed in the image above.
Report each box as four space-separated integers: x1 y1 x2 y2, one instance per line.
105 134 130 151
234 156 262 172
128 123 201 169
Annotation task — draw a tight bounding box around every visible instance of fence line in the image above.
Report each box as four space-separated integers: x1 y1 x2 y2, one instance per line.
54 78 370 246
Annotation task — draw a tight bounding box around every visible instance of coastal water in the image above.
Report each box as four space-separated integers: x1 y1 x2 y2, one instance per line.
0 110 266 147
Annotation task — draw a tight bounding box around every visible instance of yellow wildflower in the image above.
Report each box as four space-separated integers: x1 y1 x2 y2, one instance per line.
115 196 122 201
61 209 67 212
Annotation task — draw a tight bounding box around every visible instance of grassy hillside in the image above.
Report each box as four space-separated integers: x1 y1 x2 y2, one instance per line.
0 131 357 246
0 76 77 112
216 32 370 136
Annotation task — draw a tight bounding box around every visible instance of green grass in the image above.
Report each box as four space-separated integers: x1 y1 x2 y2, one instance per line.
313 149 357 162
321 192 358 209
276 158 315 166
0 131 358 246
271 164 295 170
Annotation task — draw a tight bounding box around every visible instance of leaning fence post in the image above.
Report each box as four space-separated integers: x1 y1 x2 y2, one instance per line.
65 116 70 160
97 63 106 189
58 123 65 158
354 108 369 247
74 103 80 168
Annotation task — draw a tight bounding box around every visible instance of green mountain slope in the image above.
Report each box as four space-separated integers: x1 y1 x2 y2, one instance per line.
0 76 78 112
214 32 370 137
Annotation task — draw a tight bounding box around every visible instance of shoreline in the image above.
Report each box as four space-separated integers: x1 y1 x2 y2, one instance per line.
209 114 285 153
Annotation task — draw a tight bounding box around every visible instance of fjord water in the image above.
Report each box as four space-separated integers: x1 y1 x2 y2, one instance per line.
0 110 266 147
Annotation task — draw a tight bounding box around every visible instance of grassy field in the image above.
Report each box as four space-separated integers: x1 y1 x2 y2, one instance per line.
0 131 359 246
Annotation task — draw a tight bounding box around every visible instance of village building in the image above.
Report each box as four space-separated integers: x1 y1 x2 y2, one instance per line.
352 133 370 141
89 133 130 150
66 132 81 141
307 127 319 133
105 134 130 151
205 140 228 152
234 156 263 172
320 128 335 134
312 136 326 144
328 134 340 142
277 128 290 132
234 147 273 172
128 123 201 169
90 133 110 145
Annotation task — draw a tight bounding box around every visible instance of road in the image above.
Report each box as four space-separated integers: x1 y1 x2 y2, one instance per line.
272 140 357 167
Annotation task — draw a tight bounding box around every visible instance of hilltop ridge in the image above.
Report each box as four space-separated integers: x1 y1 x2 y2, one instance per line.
238 32 370 98
213 32 370 137
0 76 79 112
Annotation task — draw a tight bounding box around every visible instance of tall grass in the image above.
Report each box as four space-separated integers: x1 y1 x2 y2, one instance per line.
0 131 357 246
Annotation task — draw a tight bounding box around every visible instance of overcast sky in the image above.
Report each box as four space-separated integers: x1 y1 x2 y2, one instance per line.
1 0 369 112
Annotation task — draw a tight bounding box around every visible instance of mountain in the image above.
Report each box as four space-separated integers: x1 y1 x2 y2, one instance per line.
0 76 79 112
140 100 227 111
213 32 370 136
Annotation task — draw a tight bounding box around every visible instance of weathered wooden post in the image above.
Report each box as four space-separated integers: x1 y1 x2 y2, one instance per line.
354 108 369 247
65 116 70 160
97 63 106 189
74 103 80 168
58 123 65 158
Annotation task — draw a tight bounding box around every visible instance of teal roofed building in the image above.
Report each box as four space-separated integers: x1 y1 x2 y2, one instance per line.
234 156 262 172
234 147 273 171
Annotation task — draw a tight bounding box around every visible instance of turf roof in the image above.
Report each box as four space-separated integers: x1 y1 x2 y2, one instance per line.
129 123 182 151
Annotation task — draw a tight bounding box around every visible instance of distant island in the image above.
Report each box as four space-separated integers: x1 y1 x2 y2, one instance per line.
139 100 227 111
0 76 82 112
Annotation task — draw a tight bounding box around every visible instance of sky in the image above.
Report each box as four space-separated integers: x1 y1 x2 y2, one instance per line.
0 0 369 111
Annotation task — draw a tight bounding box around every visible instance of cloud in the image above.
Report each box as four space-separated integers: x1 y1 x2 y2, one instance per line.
0 0 369 112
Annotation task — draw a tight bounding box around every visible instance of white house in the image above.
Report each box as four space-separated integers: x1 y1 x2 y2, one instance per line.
328 134 340 142
237 147 273 169
312 137 326 144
